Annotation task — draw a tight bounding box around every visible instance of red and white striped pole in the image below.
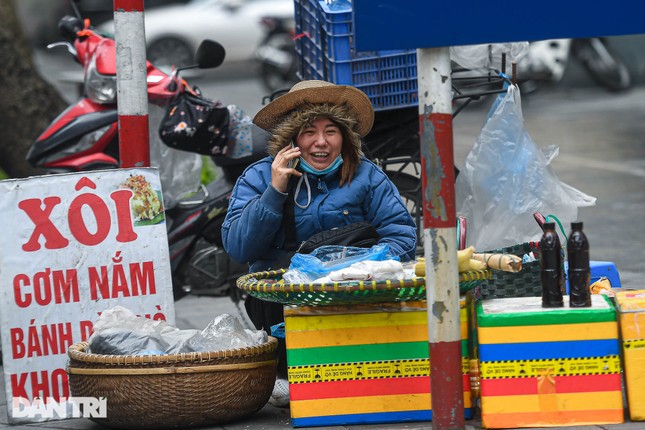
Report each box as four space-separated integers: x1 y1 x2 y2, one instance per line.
113 0 149 168
417 46 464 430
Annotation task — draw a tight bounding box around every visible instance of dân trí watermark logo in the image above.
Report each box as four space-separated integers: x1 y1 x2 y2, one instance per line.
12 397 107 419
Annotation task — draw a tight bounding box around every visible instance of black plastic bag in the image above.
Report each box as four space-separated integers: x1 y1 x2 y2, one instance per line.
159 90 230 156
297 221 379 254
272 221 380 270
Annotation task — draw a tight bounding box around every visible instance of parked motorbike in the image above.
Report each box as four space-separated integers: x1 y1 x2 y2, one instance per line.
518 38 631 92
255 15 298 93
27 8 269 300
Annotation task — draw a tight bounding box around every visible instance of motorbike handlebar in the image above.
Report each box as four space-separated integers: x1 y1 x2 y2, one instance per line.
58 15 84 42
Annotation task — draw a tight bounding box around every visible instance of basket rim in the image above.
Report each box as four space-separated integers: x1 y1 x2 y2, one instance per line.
67 336 278 366
67 359 277 376
236 269 492 293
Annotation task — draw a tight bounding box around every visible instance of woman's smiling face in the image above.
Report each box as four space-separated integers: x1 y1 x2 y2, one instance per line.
295 117 343 170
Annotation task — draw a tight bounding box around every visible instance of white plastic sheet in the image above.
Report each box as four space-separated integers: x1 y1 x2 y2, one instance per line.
451 42 530 71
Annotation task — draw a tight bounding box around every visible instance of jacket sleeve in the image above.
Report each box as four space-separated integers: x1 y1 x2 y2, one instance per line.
222 162 287 264
363 167 417 262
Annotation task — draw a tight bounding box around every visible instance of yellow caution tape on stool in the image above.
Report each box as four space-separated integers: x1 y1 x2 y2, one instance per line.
623 339 645 350
288 358 470 383
480 355 621 379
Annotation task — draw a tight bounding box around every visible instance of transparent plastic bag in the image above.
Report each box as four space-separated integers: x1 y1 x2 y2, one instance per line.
190 313 267 351
88 306 175 355
455 85 596 251
149 104 203 209
88 306 266 355
283 244 395 284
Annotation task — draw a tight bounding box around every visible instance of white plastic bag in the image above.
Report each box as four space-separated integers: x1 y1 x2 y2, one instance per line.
282 244 394 284
450 42 529 71
455 85 596 251
314 260 405 283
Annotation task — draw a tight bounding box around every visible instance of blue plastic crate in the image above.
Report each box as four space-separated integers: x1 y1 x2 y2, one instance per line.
294 0 322 48
294 0 418 111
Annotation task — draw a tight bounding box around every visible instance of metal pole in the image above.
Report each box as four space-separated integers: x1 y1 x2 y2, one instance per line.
113 0 150 168
417 46 464 430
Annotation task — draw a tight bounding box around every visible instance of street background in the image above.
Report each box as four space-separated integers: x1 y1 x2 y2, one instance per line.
4 1 645 426
6 41 642 429
32 35 645 288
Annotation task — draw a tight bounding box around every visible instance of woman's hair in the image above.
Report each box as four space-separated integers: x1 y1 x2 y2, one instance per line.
266 103 364 186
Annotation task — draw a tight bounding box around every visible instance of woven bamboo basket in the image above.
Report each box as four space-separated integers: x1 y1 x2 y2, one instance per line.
237 269 492 306
67 337 278 429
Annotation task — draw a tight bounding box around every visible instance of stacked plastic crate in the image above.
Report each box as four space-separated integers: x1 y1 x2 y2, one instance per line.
294 0 418 111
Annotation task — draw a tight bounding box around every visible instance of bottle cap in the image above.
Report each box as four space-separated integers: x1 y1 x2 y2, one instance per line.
543 222 555 230
571 221 583 230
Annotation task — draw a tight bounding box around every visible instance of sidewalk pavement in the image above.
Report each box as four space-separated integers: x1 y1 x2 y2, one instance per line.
0 295 642 430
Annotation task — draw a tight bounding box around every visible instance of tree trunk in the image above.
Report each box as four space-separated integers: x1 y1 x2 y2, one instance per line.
0 0 67 178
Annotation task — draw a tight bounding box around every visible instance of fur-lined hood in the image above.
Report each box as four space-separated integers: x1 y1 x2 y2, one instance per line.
265 103 364 158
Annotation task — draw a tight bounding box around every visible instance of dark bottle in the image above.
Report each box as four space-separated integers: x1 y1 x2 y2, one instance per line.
567 221 591 307
540 222 564 308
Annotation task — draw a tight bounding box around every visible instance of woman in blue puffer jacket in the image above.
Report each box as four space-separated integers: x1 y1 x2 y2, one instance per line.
222 80 416 406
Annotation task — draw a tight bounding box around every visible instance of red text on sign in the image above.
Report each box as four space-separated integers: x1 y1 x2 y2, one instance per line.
10 322 73 359
89 260 156 299
13 269 79 308
11 370 69 402
19 178 137 251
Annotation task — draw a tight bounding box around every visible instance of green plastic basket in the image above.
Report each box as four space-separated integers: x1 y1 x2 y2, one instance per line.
236 269 492 306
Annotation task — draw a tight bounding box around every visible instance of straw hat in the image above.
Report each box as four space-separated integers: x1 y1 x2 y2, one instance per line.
253 80 374 137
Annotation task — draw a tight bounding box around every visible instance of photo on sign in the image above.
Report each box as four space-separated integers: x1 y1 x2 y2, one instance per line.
119 174 165 226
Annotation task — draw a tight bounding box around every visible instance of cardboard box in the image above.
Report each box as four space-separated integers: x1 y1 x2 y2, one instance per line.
477 295 623 428
284 300 472 427
615 289 645 420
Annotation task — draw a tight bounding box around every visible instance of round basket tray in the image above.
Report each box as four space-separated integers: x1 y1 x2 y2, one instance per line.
236 269 492 306
67 337 278 429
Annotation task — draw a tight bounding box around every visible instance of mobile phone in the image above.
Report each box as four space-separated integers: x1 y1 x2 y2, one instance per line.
287 143 299 169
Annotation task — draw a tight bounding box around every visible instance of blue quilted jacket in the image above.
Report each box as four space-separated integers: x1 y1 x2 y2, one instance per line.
222 156 417 272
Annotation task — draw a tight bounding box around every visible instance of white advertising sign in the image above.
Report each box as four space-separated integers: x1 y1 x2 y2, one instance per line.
0 168 175 423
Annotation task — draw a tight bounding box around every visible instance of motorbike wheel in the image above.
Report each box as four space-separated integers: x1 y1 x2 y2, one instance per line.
573 38 631 92
385 170 424 254
258 32 298 93
148 37 193 73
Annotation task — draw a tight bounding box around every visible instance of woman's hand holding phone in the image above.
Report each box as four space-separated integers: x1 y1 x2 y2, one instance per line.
287 143 300 169
271 143 301 192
